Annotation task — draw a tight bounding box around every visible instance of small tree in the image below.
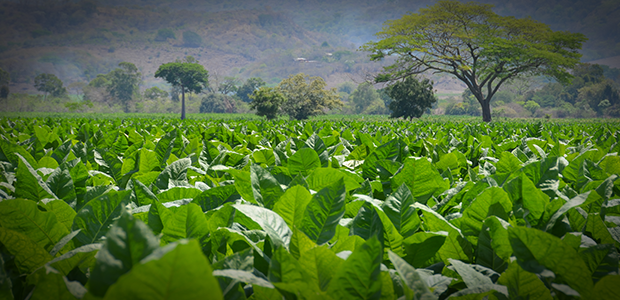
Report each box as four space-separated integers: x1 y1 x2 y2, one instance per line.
524 100 541 115
350 82 382 114
107 62 141 112
250 87 285 120
155 57 209 119
155 28 176 42
278 73 342 120
144 86 168 100
386 76 436 120
34 73 66 100
237 77 266 102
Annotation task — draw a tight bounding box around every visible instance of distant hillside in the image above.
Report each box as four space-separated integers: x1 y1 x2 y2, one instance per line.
0 0 618 95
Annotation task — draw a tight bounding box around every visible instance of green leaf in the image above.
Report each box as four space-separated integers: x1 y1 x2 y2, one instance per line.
448 259 493 287
382 183 420 238
0 139 38 167
307 168 361 193
350 201 384 245
299 178 346 245
154 158 191 190
290 227 316 260
403 232 446 268
89 209 159 297
579 244 619 283
45 167 76 203
545 191 590 231
361 139 404 179
508 226 593 298
138 148 160 174
160 203 210 248
476 217 511 272
213 269 274 288
273 185 312 230
328 236 383 300
14 154 56 200
251 164 285 209
93 149 123 183
268 246 316 299
299 245 342 291
156 186 202 203
0 199 69 253
388 250 436 300
103 239 223 300
234 204 292 250
391 158 449 204
503 173 549 227
130 178 159 206
191 184 240 212
0 227 52 274
39 199 77 231
594 275 620 300
29 269 81 300
72 190 132 246
461 187 512 246
253 149 277 166
414 203 472 263
497 261 552 300
226 169 256 204
288 148 320 177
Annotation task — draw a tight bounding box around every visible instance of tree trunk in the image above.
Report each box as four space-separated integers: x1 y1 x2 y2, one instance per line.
481 99 492 122
181 86 186 120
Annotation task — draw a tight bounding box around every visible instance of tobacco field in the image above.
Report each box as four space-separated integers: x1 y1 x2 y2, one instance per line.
0 117 619 300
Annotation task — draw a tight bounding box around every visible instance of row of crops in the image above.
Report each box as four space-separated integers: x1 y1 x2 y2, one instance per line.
0 117 619 299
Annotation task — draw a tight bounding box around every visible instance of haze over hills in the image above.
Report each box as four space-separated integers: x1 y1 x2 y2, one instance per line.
0 0 618 94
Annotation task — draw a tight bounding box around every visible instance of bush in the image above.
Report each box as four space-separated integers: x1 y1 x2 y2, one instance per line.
155 28 176 41
183 31 202 48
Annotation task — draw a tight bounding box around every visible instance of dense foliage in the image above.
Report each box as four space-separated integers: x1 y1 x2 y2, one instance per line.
0 116 619 299
155 59 210 119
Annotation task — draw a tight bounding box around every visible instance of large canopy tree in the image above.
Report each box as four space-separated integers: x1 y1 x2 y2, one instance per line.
34 73 66 101
155 57 209 119
363 0 586 122
278 73 342 120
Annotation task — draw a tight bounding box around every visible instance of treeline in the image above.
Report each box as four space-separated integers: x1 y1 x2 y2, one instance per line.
443 63 620 119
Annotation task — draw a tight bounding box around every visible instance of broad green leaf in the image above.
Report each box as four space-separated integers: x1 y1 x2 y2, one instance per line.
156 186 202 203
251 164 285 209
477 217 511 272
130 178 159 206
403 231 446 268
508 226 593 298
46 167 76 202
391 158 449 204
138 148 159 174
39 199 77 231
93 149 123 183
0 139 38 167
298 245 343 291
382 183 420 238
0 227 52 274
273 185 312 230
234 204 292 249
89 209 159 297
290 227 316 260
268 246 316 299
160 203 210 248
594 275 620 300
191 184 240 212
226 169 256 204
154 158 191 190
585 213 619 247
579 244 619 283
288 148 320 177
252 149 277 166
0 199 69 253
461 187 512 246
328 237 383 300
448 259 493 288
103 239 223 300
545 191 590 231
307 168 361 192
299 178 346 245
72 190 132 246
388 250 436 300
350 201 384 245
29 269 81 300
213 269 274 288
497 261 552 300
361 139 404 179
503 173 549 227
14 154 56 200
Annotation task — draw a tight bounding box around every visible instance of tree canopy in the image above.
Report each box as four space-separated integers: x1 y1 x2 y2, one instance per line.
249 86 285 120
386 76 436 120
155 57 209 119
237 77 266 103
278 73 342 120
363 0 586 122
107 62 141 112
34 73 66 100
